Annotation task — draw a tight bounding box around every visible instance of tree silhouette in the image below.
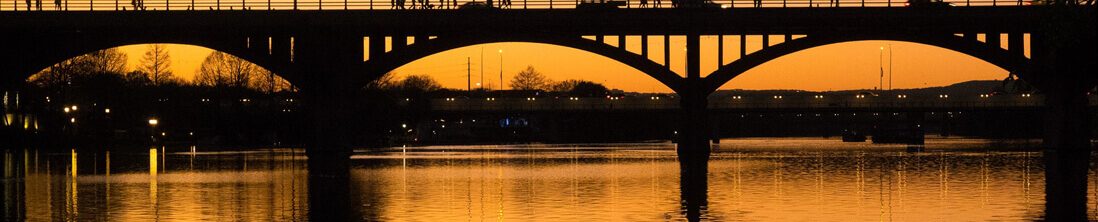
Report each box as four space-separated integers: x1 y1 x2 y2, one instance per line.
396 74 442 92
195 51 291 92
28 48 128 88
549 79 609 96
509 66 550 90
139 44 175 85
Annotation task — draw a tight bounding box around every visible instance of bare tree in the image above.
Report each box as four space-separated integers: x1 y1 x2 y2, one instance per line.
29 48 128 87
509 66 550 90
139 44 174 85
195 51 291 92
366 72 398 90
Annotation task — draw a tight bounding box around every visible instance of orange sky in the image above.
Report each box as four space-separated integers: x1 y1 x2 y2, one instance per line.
117 37 1014 93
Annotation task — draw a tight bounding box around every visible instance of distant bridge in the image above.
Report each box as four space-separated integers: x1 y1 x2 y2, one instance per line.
428 93 1091 112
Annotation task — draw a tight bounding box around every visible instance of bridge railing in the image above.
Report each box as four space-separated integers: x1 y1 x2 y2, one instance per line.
0 0 1033 11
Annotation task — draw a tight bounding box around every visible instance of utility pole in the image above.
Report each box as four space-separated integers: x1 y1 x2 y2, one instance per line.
499 49 504 91
888 44 893 90
879 46 883 91
467 57 472 92
480 47 485 90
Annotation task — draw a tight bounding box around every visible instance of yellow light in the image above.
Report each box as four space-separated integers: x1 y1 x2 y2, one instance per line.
70 105 77 111
148 119 159 126
63 107 70 113
104 108 111 114
70 118 76 123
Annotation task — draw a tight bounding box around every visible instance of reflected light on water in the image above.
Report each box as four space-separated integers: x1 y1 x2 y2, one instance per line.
3 140 1098 221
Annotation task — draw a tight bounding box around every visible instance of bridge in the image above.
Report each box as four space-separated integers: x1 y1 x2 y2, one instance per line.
1 4 1094 221
427 94 1064 112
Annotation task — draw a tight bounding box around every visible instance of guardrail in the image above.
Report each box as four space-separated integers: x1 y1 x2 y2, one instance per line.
0 0 1032 11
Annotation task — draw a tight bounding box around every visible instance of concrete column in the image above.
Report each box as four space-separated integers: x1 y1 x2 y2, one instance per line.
677 83 710 222
678 34 710 221
1042 86 1091 222
293 33 365 221
1031 30 1095 221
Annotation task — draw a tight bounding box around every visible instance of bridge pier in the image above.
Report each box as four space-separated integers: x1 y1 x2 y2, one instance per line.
676 34 711 222
293 34 368 221
1041 88 1090 221
677 88 710 222
1031 23 1097 220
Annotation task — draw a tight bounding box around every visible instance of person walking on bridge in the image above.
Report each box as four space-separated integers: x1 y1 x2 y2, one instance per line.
24 0 31 10
53 0 60 10
640 0 648 8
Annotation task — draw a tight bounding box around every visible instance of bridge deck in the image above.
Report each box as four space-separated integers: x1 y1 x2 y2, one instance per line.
0 6 1048 36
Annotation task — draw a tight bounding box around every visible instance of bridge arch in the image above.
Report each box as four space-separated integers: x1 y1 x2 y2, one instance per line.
703 34 1033 93
5 38 298 86
364 34 684 92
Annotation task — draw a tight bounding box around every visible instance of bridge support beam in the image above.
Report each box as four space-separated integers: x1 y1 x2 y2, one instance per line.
294 33 366 221
677 34 710 222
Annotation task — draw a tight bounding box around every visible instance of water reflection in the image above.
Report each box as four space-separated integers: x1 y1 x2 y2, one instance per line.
1 139 1096 221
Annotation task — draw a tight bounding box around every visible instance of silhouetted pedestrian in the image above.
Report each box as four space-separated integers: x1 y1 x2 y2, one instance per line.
25 0 31 10
753 0 761 7
653 0 660 7
53 0 60 10
503 0 510 8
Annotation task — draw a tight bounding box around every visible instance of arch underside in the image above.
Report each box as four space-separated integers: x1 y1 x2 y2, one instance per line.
0 34 297 85
364 34 685 92
703 33 1033 93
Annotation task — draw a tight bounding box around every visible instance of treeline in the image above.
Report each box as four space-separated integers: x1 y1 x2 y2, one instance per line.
18 45 301 148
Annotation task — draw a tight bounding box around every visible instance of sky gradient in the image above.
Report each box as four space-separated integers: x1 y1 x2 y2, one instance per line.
115 37 1014 92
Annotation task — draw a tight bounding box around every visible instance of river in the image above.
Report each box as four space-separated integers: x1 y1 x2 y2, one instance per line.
2 137 1094 221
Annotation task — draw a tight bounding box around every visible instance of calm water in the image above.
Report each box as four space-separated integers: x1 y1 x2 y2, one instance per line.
2 138 1096 221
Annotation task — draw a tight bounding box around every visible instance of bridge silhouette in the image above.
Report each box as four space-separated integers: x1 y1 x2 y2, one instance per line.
1 4 1094 221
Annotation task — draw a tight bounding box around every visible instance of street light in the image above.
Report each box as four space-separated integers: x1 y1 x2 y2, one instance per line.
498 49 504 91
148 118 159 126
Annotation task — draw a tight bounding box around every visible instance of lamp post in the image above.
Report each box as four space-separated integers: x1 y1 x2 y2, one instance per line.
878 46 885 92
498 49 504 91
148 118 159 144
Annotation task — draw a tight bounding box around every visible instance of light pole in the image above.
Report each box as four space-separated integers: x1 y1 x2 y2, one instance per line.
878 46 884 92
148 118 159 144
498 49 504 91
